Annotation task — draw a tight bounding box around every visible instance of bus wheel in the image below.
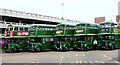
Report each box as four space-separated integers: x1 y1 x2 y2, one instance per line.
35 46 42 52
110 44 114 50
12 47 17 53
87 45 90 50
65 45 69 51
5 49 9 53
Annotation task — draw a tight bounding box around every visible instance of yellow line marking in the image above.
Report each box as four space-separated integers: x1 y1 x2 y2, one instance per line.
89 61 93 64
101 61 104 64
104 55 107 57
85 61 87 64
82 54 85 56
114 61 119 63
76 54 78 56
61 56 63 58
79 61 82 64
76 61 78 63
95 61 98 63
108 57 112 60
60 59 62 61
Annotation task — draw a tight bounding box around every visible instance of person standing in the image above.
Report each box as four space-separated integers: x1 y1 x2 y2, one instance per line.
93 39 97 49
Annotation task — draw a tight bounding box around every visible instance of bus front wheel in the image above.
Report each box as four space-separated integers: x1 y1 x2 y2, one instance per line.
12 47 18 53
35 46 42 52
110 44 114 50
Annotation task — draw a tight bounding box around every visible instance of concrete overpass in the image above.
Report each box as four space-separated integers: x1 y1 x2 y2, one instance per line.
0 8 80 36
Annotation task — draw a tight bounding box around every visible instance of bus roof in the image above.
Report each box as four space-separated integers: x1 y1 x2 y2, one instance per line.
76 22 99 26
100 21 117 25
31 24 56 27
57 24 75 27
8 25 30 28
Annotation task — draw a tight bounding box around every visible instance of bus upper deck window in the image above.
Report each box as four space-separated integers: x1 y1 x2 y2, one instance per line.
20 28 23 31
14 27 18 31
10 28 13 31
25 28 28 31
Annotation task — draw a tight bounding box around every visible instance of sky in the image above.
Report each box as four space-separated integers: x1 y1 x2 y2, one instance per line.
0 0 120 23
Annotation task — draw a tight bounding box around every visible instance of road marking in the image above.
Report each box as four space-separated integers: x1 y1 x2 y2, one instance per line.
104 55 107 57
79 61 81 64
76 61 78 63
108 57 112 60
101 61 104 64
60 59 62 61
89 61 93 64
95 61 98 63
61 56 63 58
84 61 87 64
114 61 119 63
76 54 78 56
82 54 85 56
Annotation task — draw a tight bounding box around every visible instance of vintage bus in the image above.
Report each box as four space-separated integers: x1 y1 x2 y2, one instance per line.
53 24 75 51
74 23 99 50
3 25 30 52
99 21 120 50
28 24 56 52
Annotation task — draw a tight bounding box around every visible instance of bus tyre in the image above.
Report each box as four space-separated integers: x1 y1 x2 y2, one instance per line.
65 45 69 51
5 49 9 53
35 46 42 52
87 45 90 50
12 47 17 53
110 44 114 50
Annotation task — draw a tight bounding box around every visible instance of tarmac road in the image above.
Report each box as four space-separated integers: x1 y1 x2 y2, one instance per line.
1 49 119 64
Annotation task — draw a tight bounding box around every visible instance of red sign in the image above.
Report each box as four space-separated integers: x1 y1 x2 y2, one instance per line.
114 29 120 32
10 31 13 37
5 32 7 37
17 32 28 36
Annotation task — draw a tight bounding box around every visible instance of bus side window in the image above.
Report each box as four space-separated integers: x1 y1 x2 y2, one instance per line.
20 28 23 31
25 28 28 31
10 28 13 31
14 27 18 31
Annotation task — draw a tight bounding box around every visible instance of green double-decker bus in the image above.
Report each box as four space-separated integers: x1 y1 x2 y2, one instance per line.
28 24 56 52
53 24 75 51
3 25 30 52
74 23 99 50
99 21 120 50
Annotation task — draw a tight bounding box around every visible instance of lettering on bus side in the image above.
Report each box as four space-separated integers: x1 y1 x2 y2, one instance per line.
76 30 83 33
114 29 120 32
17 32 28 36
56 31 63 34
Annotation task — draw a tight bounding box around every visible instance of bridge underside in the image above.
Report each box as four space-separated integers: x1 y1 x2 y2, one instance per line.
1 16 59 25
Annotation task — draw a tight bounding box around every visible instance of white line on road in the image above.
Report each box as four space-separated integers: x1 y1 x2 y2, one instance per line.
89 61 93 64
95 61 98 63
76 54 78 56
82 54 85 56
61 56 63 59
108 57 112 60
104 55 107 57
84 61 87 64
114 61 119 64
76 61 78 63
60 59 62 61
79 61 81 64
100 61 104 64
